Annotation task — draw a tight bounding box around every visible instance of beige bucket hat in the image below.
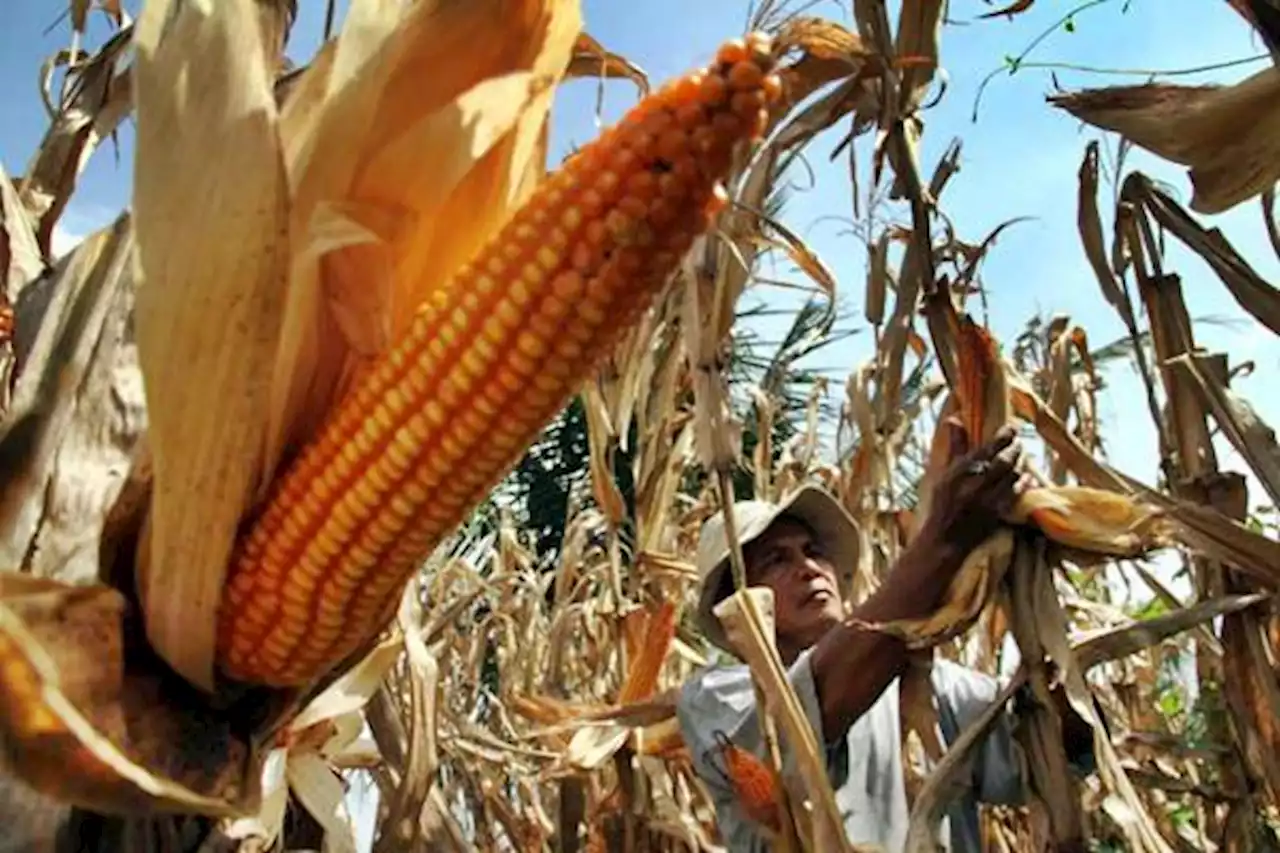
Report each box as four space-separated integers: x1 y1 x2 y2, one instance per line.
694 484 862 655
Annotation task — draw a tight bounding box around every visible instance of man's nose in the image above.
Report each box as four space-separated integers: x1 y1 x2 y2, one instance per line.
795 556 823 579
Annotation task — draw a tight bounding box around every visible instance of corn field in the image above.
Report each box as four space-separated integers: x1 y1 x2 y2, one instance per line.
1 0 1279 851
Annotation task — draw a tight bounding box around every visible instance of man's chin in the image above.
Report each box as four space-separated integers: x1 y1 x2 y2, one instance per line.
803 597 843 627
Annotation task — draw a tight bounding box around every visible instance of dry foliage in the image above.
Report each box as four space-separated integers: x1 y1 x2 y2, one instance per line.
1 1 1279 852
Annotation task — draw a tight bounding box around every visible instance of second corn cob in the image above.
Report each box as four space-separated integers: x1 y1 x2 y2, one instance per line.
215 34 783 687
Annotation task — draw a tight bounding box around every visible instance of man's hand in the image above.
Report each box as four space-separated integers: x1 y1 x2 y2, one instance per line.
918 424 1035 556
808 424 1036 741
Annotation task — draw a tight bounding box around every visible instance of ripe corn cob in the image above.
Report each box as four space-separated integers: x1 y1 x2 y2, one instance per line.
617 601 677 704
709 731 783 834
215 35 783 687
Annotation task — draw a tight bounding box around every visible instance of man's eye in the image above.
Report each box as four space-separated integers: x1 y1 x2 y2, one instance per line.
763 552 787 571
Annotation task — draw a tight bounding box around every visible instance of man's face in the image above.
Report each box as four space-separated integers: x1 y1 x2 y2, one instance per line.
743 516 843 652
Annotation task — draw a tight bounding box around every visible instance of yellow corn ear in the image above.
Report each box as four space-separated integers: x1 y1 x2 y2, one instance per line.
215 35 783 687
1012 486 1171 556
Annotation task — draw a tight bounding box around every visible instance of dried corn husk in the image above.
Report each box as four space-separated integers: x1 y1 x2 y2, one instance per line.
1050 67 1280 214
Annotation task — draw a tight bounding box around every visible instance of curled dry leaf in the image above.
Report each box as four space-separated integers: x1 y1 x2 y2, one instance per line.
0 575 251 817
20 26 133 263
1 163 43 326
774 16 868 62
1049 67 1280 214
978 0 1036 19
565 31 649 95
1169 353 1280 508
1076 142 1136 327
1122 174 1280 337
1073 590 1271 672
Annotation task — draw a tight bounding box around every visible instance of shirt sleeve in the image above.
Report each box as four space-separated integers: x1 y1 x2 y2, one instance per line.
930 659 1027 805
675 650 826 837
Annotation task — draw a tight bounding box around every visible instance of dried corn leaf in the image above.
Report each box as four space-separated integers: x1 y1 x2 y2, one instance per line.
978 0 1036 18
953 315 1010 444
865 232 890 326
17 28 133 262
904 667 1029 853
1007 372 1129 492
287 752 358 853
582 381 627 525
894 0 944 114
1076 142 1136 327
1050 67 1280 214
221 749 289 850
130 0 290 691
380 596 441 849
751 387 777 502
0 574 252 816
0 216 142 586
1074 591 1271 671
565 722 631 771
1005 537 1085 847
1125 176 1280 337
1023 542 1176 853
1140 488 1280 587
565 30 648 94
682 246 743 472
287 637 403 733
775 16 868 61
758 217 838 304
1170 353 1280 508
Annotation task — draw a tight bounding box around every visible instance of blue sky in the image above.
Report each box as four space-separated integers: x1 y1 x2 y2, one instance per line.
1 0 1276 516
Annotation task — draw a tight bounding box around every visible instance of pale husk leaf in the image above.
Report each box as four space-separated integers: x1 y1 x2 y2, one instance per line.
130 0 290 690
286 751 358 853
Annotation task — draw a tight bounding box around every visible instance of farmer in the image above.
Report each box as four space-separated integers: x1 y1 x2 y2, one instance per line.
677 426 1094 852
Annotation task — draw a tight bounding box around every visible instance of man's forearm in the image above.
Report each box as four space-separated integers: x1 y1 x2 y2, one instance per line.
808 528 965 740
